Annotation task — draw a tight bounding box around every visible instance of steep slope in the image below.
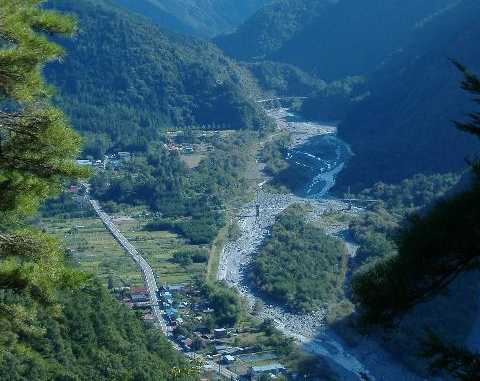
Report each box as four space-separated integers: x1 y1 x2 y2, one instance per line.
45 0 268 157
215 0 334 62
244 61 328 96
215 0 458 80
114 0 198 36
273 0 458 79
336 0 480 190
0 282 193 380
115 0 272 38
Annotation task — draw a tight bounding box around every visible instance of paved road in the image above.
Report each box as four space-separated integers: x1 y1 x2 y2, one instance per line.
89 199 168 334
89 198 239 379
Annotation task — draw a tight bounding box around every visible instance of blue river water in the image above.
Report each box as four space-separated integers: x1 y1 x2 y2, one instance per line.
280 111 352 198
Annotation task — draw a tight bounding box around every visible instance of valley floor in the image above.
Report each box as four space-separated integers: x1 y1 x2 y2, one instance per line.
217 108 442 380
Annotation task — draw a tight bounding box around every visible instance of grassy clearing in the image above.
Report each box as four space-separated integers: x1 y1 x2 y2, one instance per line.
206 224 228 282
44 211 208 288
180 153 205 169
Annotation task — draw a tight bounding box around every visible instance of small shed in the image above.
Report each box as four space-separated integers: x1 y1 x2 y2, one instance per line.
222 355 235 364
214 328 227 339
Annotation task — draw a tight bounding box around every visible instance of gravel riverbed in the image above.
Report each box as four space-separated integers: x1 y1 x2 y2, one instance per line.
216 108 428 380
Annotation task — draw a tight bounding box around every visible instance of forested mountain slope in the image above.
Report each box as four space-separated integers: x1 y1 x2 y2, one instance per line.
215 0 456 80
115 0 272 38
214 0 334 64
0 2 194 380
0 282 193 380
336 0 480 190
273 0 459 80
46 0 268 157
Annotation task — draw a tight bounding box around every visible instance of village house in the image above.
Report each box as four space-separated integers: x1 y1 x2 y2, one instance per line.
250 363 287 380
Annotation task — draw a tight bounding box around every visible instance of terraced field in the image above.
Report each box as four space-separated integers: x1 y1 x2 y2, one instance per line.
45 214 208 288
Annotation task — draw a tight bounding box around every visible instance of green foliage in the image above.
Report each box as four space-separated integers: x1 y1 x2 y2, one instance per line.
215 0 454 79
0 281 196 381
215 0 332 63
0 2 86 219
259 134 290 176
40 192 95 219
420 332 480 381
0 4 195 380
454 60 480 175
45 0 269 157
95 134 254 242
350 173 461 271
245 61 327 97
352 184 480 323
0 0 86 318
355 173 461 214
351 67 480 325
173 248 209 266
300 76 366 122
91 149 189 214
251 206 347 312
116 0 271 38
202 281 242 327
146 214 223 245
0 0 76 100
336 1 480 190
226 221 242 241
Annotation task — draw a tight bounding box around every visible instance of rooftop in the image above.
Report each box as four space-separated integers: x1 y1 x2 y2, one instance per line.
251 363 286 373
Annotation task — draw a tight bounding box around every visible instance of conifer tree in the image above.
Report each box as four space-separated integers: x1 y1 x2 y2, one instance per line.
453 61 480 175
0 0 86 314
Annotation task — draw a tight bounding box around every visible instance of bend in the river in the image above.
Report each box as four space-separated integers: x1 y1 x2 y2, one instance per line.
217 108 424 381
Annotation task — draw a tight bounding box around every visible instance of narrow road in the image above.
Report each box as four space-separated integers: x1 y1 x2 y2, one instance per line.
89 199 168 333
89 198 239 379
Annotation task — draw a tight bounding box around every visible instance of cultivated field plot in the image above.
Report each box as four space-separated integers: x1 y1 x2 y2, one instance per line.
115 219 208 285
45 209 209 289
45 217 144 287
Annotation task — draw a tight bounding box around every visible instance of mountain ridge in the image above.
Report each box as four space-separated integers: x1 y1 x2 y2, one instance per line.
115 0 272 38
45 0 269 157
335 0 480 190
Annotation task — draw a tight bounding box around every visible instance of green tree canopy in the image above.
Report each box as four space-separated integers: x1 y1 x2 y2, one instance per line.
351 65 480 325
0 0 86 312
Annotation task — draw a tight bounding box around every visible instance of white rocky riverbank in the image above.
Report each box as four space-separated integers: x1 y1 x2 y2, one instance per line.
217 107 375 379
217 192 372 380
216 108 428 380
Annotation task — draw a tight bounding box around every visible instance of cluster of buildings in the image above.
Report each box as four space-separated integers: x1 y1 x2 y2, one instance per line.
113 284 291 380
163 142 214 154
75 151 132 170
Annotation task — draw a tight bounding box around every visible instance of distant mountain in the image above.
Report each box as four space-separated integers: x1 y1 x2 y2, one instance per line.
216 0 480 190
335 0 480 190
215 0 334 64
46 0 269 157
114 0 272 38
216 0 459 80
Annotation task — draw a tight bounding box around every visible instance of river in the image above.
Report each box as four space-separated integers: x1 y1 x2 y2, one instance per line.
217 108 424 381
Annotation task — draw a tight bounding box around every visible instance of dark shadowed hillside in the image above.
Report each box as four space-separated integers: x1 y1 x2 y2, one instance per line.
336 0 480 190
215 0 457 80
215 0 334 63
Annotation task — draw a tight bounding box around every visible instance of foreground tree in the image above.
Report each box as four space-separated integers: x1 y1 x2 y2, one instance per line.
352 64 480 324
0 0 86 316
351 63 480 380
421 332 480 381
